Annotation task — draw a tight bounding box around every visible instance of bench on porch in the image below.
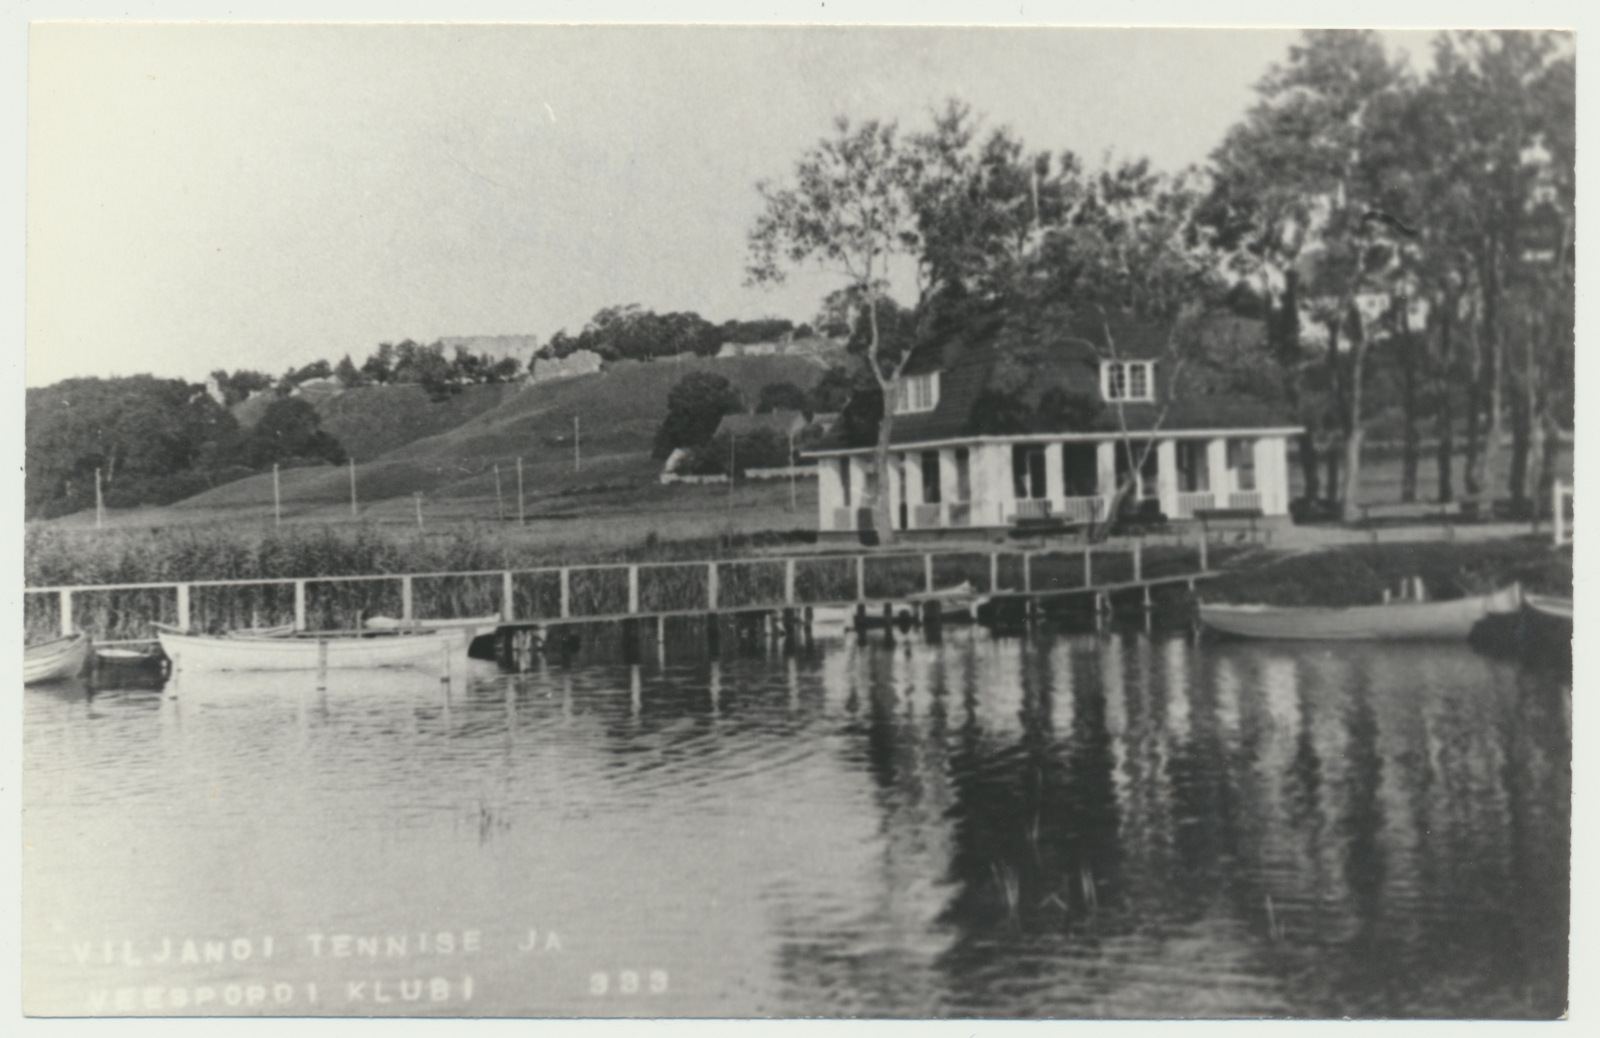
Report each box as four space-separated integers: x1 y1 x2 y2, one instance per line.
1358 500 1462 526
1194 507 1267 544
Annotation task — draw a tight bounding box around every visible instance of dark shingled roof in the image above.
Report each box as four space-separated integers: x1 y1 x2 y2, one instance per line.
813 309 1296 451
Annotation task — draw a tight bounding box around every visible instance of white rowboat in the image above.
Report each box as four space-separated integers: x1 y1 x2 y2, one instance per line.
157 628 468 673
25 633 90 685
1200 585 1523 641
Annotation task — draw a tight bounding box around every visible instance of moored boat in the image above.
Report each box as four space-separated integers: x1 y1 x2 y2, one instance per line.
24 633 91 685
1469 592 1572 668
1199 585 1523 641
157 627 468 673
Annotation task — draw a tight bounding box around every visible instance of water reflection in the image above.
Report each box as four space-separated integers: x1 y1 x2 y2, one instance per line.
23 630 1567 1019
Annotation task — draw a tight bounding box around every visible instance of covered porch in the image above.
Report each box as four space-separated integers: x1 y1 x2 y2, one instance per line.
815 432 1292 534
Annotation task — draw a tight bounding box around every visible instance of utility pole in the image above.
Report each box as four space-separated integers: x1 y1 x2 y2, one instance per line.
573 414 581 473
273 463 282 527
788 430 797 513
727 433 736 515
94 467 104 528
349 457 358 517
516 457 525 525
494 463 504 522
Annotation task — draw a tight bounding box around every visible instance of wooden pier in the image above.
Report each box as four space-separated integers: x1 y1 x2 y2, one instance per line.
24 542 1218 649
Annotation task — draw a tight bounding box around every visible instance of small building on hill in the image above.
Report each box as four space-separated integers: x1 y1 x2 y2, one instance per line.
531 350 603 383
803 311 1301 539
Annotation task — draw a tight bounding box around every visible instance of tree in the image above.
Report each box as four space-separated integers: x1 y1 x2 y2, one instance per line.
334 355 366 389
243 397 347 468
361 342 396 384
748 104 1043 541
652 372 744 460
755 382 811 417
1204 30 1414 521
208 368 274 407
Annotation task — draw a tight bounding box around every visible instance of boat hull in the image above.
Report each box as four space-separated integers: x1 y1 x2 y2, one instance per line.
1200 586 1522 641
158 629 467 672
24 633 90 685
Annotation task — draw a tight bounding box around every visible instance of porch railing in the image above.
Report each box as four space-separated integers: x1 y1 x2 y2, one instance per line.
1013 498 1052 520
912 503 942 528
1174 492 1216 519
1228 491 1263 510
947 502 972 527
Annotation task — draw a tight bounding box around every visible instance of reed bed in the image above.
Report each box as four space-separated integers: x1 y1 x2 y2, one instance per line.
512 571 563 620
637 564 710 614
411 574 502 620
861 554 926 599
793 557 856 603
305 578 404 631
930 553 992 592
568 568 629 617
717 561 786 609
192 584 297 637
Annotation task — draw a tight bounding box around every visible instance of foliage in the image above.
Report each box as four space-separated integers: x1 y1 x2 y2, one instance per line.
242 397 348 468
755 381 811 417
208 368 274 406
25 376 245 518
652 372 746 459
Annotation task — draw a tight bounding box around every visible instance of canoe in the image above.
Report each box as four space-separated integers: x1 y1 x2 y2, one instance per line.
24 633 90 685
1200 585 1523 641
1525 593 1572 622
157 627 468 673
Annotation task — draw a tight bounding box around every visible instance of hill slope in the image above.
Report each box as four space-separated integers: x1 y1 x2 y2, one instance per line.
173 354 827 517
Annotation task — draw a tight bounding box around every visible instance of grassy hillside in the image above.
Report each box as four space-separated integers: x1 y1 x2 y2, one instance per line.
231 382 519 462
174 354 827 518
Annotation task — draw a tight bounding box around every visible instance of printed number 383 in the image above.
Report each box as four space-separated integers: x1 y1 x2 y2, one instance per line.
590 970 668 995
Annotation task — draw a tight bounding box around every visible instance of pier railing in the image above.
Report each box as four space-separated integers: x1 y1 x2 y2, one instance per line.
24 543 1210 643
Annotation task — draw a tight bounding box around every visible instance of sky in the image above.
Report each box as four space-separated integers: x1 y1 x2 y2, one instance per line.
20 14 1463 388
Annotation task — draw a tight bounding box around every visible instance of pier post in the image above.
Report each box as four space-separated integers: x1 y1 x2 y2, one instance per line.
1132 540 1143 582
707 562 719 611
1198 531 1208 572
1083 547 1093 587
560 569 571 619
175 583 191 633
854 603 868 642
782 608 798 651
627 565 640 614
58 589 72 637
785 558 796 605
989 552 999 593
1023 552 1033 593
922 600 942 642
294 580 308 632
855 555 865 602
401 576 414 622
502 571 515 622
882 602 895 645
706 613 721 658
924 553 934 594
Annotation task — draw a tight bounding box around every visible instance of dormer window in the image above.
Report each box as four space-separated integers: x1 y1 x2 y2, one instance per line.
894 372 940 414
1101 361 1153 403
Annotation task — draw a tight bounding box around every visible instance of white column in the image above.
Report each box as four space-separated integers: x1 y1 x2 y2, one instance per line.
974 444 1003 526
904 450 924 526
993 444 1015 525
818 456 845 528
1044 442 1064 506
1156 439 1178 516
939 448 958 515
1207 437 1230 500
848 455 869 523
887 453 905 529
1097 440 1117 516
1257 436 1288 515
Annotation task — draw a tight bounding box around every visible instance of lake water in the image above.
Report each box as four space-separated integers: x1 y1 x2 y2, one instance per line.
22 625 1570 1019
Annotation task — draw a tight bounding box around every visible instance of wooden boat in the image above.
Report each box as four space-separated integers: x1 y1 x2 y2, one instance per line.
1469 592 1571 667
1199 585 1523 641
907 581 988 623
157 627 468 673
24 633 91 685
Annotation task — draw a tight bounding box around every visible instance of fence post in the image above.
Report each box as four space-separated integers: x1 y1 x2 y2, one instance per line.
1083 547 1093 587
58 589 73 637
855 555 866 601
628 565 640 614
176 583 191 633
1133 540 1143 582
785 558 796 606
924 553 934 594
560 568 571 619
1023 552 1033 593
989 552 999 594
294 580 307 632
502 571 515 623
1198 529 1208 572
707 562 719 611
401 576 414 622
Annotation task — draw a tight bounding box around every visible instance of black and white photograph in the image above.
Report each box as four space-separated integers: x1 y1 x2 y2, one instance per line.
10 2 1583 1025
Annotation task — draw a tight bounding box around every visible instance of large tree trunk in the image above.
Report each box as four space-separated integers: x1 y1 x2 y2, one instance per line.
1340 324 1369 524
869 412 896 544
1297 430 1320 502
1433 299 1456 503
1399 310 1419 504
1478 243 1505 509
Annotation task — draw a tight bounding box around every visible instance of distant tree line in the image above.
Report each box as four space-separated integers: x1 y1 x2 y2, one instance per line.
538 305 814 363
25 378 348 518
